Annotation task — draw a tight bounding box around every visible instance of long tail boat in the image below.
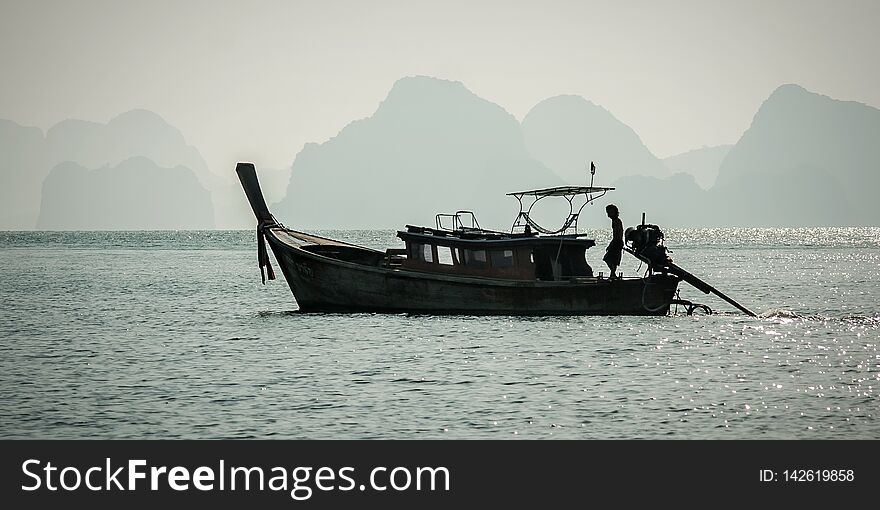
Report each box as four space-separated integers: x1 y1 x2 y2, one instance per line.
237 162 753 316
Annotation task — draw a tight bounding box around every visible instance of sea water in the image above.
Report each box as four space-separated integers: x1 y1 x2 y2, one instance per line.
0 228 877 439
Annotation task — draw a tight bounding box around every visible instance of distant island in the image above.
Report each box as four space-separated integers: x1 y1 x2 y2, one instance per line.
274 76 561 229
0 119 47 229
663 145 732 190
711 84 879 226
1 78 878 229
276 77 880 229
1 110 217 230
606 84 880 227
522 94 670 185
37 157 214 230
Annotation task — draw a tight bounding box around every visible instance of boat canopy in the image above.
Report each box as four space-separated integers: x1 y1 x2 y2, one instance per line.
506 185 615 198
508 185 614 235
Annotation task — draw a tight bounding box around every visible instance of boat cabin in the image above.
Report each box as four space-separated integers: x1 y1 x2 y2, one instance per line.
397 222 595 281
394 185 613 281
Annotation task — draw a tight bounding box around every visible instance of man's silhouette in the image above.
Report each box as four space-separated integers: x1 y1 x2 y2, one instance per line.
603 204 623 278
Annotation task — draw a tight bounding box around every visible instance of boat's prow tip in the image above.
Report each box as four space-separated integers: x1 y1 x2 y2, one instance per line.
235 161 257 177
235 162 273 223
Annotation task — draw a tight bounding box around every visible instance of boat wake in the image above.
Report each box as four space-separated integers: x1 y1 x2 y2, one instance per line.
256 310 299 318
839 314 880 326
757 309 878 326
759 308 802 319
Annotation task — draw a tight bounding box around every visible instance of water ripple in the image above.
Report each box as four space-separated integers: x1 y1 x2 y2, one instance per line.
0 229 878 439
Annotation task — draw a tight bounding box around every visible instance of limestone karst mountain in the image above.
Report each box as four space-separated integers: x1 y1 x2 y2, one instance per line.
274 76 562 229
711 84 880 225
37 157 214 230
46 109 218 189
521 95 670 186
0 120 49 229
663 145 732 190
4 80 878 230
588 85 879 227
1 110 219 229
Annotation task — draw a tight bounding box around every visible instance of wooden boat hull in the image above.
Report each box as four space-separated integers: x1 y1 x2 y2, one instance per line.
266 228 680 315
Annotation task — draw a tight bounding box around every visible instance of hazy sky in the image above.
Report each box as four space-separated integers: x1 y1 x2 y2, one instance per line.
2 0 878 177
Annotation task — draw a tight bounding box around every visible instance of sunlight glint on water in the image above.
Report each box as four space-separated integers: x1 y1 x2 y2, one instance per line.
0 228 877 438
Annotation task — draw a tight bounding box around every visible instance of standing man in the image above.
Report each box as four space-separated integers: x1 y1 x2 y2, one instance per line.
603 204 623 278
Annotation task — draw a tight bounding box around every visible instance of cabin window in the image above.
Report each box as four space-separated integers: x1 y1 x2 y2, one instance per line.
490 249 515 268
437 246 454 265
459 249 488 268
410 242 435 263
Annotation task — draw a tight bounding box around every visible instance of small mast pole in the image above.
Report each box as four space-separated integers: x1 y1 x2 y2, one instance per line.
587 161 596 208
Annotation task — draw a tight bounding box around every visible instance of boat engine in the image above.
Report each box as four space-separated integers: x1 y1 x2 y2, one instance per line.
623 221 757 317
625 224 672 267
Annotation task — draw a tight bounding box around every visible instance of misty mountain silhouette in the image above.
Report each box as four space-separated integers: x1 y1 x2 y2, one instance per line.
609 84 878 226
0 110 219 230
47 109 218 189
4 79 878 230
274 76 562 229
712 84 880 225
663 145 732 190
601 172 709 228
273 79 879 229
521 95 670 184
0 120 48 229
37 157 214 230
